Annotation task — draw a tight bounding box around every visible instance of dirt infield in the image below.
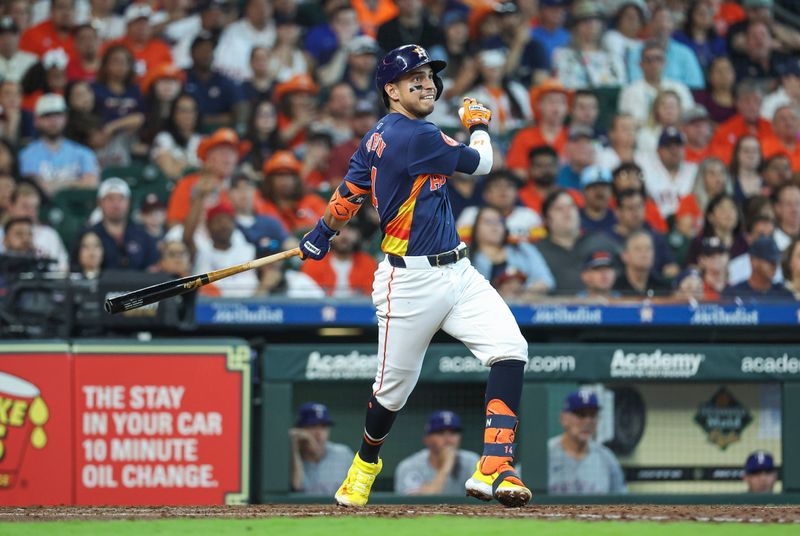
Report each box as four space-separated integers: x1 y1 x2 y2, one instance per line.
1 505 799 524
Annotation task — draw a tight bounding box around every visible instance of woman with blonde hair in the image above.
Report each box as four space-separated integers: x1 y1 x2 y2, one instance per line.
636 89 683 155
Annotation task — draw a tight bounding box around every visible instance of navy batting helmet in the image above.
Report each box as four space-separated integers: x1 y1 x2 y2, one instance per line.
375 44 447 108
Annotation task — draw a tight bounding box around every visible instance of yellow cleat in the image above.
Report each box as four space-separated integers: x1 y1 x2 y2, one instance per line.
334 453 383 507
465 461 532 507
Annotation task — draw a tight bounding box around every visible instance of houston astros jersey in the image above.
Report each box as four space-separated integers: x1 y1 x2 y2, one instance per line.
344 113 479 256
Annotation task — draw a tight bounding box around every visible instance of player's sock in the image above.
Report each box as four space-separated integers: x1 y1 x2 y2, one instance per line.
480 360 525 477
358 396 397 463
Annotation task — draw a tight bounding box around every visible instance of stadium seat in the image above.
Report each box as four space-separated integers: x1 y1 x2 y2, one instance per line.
46 188 98 250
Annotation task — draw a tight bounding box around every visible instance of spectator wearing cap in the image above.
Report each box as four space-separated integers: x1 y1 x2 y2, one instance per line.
614 229 671 297
557 126 597 191
782 238 800 299
638 126 697 220
65 22 100 83
394 410 479 495
696 236 731 299
506 79 569 175
761 106 800 173
274 74 319 150
722 235 794 301
773 183 800 252
709 80 773 165
492 267 529 302
105 3 172 80
214 0 277 82
576 249 620 303
686 192 748 266
743 450 778 493
601 0 647 82
376 0 440 54
457 170 542 244
610 188 678 279
19 93 98 195
469 205 555 298
7 180 68 272
0 16 37 83
20 47 69 112
579 166 616 234
552 1 625 90
166 127 250 227
227 173 291 257
761 60 800 122
19 0 76 59
289 402 354 495
548 389 627 495
257 150 326 234
0 79 35 147
682 105 713 164
466 48 531 137
90 177 159 271
731 20 791 89
617 41 694 126
672 0 727 71
184 31 243 130
150 93 202 180
532 0 570 63
301 224 377 297
136 193 166 241
304 4 361 68
626 5 704 90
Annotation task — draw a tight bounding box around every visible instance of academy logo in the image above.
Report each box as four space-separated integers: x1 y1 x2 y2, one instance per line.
741 353 800 374
305 350 376 380
610 349 704 378
438 354 575 374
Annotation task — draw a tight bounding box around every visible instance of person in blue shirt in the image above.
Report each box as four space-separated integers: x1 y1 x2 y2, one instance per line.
298 44 531 508
184 31 242 129
532 0 570 63
557 126 596 191
227 173 291 256
722 235 795 302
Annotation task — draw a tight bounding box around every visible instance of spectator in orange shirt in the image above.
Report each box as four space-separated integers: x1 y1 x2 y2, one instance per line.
166 128 252 227
301 224 377 297
351 0 398 38
19 0 75 59
275 73 319 150
761 105 800 173
709 79 773 165
506 78 570 177
257 150 326 234
66 22 100 82
682 105 714 164
108 3 173 80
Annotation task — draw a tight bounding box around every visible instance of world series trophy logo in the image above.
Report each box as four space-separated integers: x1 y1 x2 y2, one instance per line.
0 372 49 488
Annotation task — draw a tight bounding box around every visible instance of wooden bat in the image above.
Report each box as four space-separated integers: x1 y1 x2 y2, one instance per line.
104 247 302 314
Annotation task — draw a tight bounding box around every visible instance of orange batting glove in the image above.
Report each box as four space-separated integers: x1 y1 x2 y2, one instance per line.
459 97 492 131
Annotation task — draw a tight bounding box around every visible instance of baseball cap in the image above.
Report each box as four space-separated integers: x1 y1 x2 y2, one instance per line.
749 235 781 264
571 0 605 23
540 0 567 7
295 402 334 427
479 48 506 69
568 125 596 141
700 236 728 256
206 201 235 222
563 389 600 412
0 16 19 33
580 165 612 188
139 193 165 214
425 410 462 434
777 59 800 78
97 177 131 199
743 0 773 9
34 93 67 116
263 150 302 176
583 249 614 270
682 105 710 124
442 10 468 27
492 267 528 288
42 48 69 70
348 35 379 56
658 126 685 147
124 3 153 23
745 451 775 474
191 31 216 50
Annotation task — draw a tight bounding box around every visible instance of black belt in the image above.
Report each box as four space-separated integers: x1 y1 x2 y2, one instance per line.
387 247 468 268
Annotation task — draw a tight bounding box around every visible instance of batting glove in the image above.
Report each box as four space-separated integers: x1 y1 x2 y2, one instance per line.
459 98 492 132
299 218 338 260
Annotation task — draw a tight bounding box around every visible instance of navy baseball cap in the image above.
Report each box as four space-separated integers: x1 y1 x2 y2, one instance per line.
295 402 334 427
425 410 462 434
750 236 781 264
658 126 685 147
541 0 567 6
700 236 728 256
583 249 614 270
745 451 775 474
563 390 600 412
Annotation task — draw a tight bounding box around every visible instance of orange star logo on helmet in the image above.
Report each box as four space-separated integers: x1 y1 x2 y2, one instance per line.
412 46 428 60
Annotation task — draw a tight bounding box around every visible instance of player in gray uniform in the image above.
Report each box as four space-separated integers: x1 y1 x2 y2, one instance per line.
289 403 354 495
394 410 479 495
548 390 627 494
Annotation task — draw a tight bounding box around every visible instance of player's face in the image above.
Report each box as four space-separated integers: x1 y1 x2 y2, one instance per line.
387 65 436 119
423 429 461 454
561 409 598 444
744 471 777 493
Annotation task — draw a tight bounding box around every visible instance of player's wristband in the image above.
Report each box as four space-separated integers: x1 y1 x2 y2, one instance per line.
469 123 489 134
316 217 338 239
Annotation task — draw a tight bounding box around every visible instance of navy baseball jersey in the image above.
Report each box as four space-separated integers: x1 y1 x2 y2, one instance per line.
344 113 479 256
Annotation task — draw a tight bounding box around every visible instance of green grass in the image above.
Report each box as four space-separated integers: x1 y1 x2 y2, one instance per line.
1 517 797 536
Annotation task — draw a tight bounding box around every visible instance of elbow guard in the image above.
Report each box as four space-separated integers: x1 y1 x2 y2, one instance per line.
329 180 371 221
470 129 493 176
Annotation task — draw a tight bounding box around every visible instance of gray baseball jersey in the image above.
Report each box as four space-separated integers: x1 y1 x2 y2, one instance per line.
394 448 480 494
547 435 627 494
301 442 354 495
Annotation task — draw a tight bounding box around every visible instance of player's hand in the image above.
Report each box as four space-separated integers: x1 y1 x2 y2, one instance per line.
299 218 338 260
458 98 491 131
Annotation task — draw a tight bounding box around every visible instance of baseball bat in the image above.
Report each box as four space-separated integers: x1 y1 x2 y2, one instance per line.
104 247 302 314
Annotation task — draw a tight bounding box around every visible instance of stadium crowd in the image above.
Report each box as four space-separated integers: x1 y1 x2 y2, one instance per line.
0 0 799 303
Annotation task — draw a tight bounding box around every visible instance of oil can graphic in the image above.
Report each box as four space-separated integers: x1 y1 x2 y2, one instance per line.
0 371 49 488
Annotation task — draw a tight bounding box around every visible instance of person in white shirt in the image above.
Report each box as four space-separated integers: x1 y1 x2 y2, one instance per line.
0 16 36 83
617 40 694 126
638 126 697 219
761 60 800 121
601 0 648 83
772 183 800 252
596 113 638 171
214 0 276 81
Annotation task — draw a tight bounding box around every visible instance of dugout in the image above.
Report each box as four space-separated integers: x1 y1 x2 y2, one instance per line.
257 342 800 504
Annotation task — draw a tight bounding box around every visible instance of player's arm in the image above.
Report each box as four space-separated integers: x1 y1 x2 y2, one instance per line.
456 98 493 176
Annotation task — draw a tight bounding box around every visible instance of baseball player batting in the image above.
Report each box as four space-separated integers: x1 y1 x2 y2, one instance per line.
298 44 531 507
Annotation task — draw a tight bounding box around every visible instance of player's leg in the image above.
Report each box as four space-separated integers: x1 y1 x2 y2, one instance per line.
335 262 449 506
441 261 531 507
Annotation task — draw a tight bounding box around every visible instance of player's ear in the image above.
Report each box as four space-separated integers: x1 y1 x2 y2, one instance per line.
385 82 400 103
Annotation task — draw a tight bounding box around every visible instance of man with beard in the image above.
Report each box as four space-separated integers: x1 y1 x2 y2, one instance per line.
300 224 377 297
19 93 98 195
548 390 626 495
519 145 561 215
90 178 159 271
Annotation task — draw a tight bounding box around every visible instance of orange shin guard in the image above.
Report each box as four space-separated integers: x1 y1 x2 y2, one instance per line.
479 399 522 484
